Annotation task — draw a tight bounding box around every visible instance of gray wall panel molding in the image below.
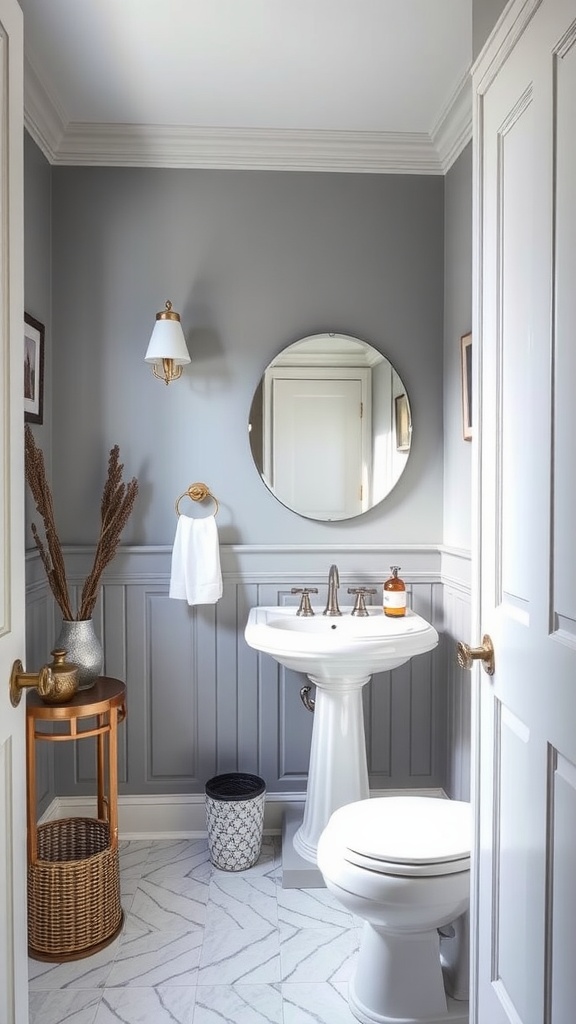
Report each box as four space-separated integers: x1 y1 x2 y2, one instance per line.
57 543 444 584
26 544 472 802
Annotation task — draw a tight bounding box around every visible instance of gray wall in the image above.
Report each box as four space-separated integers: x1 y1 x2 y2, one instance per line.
24 131 52 525
443 142 473 553
50 168 445 548
24 131 55 817
473 0 508 58
25 143 475 808
23 2 511 821
442 144 474 801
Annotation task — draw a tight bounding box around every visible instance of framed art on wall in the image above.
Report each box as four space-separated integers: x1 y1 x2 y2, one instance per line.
395 393 411 451
460 331 472 441
24 313 45 424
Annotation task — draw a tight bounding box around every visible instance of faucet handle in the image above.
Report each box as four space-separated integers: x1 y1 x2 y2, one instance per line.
348 587 377 617
291 588 318 616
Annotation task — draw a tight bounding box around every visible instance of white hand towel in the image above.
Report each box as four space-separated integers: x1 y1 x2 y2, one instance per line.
169 515 223 605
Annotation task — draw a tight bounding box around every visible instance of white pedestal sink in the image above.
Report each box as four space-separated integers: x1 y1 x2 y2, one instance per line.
245 604 439 883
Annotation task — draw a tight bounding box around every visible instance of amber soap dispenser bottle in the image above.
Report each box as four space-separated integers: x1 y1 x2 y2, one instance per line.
383 566 407 617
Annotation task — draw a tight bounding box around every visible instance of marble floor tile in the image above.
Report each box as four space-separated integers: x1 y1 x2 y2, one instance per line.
207 871 279 930
198 923 281 985
282 981 358 1023
28 940 121 990
279 923 359 983
106 929 202 987
28 990 50 1023
119 839 153 854
143 839 210 873
28 988 103 1024
124 876 208 936
119 874 142 899
119 842 155 897
193 984 282 1023
28 835 369 1023
119 841 153 873
277 885 354 929
94 985 196 1023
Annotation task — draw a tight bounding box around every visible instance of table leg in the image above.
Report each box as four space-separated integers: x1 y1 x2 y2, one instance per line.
97 712 106 820
26 714 37 863
108 707 119 849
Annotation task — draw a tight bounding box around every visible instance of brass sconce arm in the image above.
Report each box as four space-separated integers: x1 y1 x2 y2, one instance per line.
152 358 183 385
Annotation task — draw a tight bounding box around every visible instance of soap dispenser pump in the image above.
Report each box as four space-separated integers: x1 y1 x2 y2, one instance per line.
383 566 407 617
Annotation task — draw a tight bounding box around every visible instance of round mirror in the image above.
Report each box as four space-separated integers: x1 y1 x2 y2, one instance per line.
248 333 412 521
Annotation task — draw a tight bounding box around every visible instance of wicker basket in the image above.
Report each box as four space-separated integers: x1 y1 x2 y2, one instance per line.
28 817 123 961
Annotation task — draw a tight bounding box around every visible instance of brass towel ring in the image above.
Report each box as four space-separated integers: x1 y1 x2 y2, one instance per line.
175 483 219 518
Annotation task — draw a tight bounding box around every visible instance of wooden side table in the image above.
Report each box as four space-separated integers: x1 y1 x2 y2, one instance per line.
26 677 127 961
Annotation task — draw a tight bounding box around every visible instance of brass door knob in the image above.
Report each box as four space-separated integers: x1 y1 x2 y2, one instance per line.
456 634 495 676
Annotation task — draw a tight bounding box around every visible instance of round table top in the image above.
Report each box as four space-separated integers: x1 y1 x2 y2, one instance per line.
26 676 126 720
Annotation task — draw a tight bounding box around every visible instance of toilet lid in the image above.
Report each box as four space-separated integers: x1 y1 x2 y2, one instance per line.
328 797 471 872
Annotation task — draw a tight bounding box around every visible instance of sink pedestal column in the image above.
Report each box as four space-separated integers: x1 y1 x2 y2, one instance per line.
292 674 371 865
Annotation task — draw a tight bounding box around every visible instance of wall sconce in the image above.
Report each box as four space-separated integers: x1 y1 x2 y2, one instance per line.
145 300 191 384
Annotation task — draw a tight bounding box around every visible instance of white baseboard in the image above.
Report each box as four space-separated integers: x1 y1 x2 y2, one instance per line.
39 788 447 839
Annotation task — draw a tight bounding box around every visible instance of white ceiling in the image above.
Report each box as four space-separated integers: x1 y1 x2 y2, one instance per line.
21 0 473 173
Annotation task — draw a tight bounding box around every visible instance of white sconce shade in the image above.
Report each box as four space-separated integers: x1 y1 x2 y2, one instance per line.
145 300 191 384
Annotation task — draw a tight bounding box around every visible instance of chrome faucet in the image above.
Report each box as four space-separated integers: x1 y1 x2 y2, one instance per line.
323 564 342 616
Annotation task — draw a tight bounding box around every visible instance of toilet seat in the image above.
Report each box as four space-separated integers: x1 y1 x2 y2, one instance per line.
325 797 471 878
343 848 470 876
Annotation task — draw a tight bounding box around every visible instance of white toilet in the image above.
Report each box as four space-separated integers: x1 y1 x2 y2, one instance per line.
317 796 471 1024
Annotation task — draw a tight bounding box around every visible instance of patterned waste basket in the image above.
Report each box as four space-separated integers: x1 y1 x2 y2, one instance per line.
205 773 266 871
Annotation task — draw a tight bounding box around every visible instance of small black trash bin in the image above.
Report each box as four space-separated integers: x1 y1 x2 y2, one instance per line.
205 773 266 871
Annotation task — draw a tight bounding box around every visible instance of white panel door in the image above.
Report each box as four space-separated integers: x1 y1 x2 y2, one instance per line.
269 376 365 520
473 1 576 1022
0 0 26 1020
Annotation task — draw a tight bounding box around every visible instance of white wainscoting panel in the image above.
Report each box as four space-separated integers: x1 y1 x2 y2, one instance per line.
25 544 472 813
442 579 472 802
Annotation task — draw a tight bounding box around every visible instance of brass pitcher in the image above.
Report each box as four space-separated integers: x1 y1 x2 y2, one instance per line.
36 649 79 704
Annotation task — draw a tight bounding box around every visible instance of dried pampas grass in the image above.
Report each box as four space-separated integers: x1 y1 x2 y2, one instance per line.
25 424 138 620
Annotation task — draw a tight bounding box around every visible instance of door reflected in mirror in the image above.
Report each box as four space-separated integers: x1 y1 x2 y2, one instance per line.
248 333 412 521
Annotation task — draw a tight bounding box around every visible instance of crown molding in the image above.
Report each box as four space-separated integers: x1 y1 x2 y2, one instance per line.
23 56 67 162
24 61 471 175
472 0 543 94
26 121 446 174
431 69 473 172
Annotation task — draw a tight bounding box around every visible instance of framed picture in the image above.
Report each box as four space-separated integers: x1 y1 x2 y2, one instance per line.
460 332 472 441
24 313 45 424
395 393 411 451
